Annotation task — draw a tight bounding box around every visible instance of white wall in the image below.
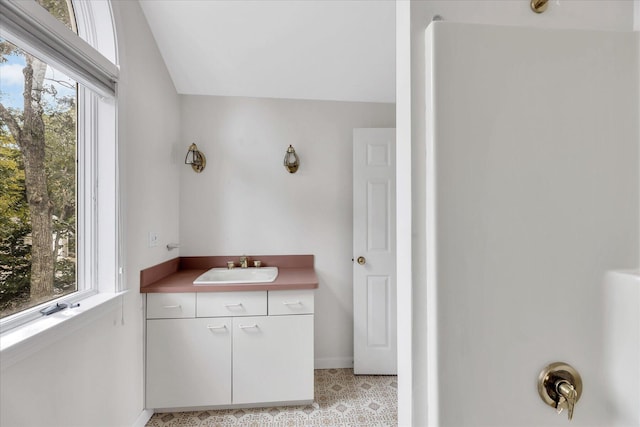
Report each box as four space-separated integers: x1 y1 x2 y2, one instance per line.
395 2 412 426
401 1 636 425
0 2 180 426
428 23 638 426
116 0 182 421
179 95 394 367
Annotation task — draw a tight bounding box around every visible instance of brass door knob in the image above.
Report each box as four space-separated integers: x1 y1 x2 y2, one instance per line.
357 256 366 265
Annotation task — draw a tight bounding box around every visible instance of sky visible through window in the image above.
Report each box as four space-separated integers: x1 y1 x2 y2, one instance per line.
0 48 76 110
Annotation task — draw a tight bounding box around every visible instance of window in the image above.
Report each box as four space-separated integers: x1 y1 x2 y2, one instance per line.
0 40 78 318
0 0 119 330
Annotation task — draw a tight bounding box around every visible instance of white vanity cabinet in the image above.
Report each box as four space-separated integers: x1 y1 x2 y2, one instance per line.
145 289 314 410
146 317 232 408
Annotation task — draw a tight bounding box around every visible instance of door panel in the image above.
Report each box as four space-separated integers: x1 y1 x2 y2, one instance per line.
353 128 397 375
367 275 390 347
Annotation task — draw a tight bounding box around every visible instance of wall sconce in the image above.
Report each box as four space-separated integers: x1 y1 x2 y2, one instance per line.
185 143 206 173
283 145 300 174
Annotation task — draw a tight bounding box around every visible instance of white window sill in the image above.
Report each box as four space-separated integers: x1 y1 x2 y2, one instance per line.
0 291 128 371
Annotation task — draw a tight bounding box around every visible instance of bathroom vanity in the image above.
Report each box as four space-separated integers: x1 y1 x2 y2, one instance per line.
140 255 318 411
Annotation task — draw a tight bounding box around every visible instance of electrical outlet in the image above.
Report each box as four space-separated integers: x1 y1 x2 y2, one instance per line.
148 231 159 247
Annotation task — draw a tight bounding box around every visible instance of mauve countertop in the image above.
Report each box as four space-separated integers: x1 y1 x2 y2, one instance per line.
140 255 318 293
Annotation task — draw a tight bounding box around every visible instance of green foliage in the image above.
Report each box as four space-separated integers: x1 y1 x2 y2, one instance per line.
0 133 27 219
0 99 77 310
0 132 31 305
45 101 77 292
45 99 76 223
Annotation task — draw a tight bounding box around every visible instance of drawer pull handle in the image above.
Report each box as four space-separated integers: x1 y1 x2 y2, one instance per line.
239 324 258 329
282 301 302 305
224 303 243 308
207 325 227 330
162 305 181 309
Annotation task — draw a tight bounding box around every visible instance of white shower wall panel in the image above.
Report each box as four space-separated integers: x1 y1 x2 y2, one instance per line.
426 23 639 426
604 270 640 426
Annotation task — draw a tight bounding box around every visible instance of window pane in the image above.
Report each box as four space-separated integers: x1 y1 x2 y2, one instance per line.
0 39 78 318
36 0 77 33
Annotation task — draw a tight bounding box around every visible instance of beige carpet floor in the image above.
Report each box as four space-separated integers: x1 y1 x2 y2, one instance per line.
146 368 398 426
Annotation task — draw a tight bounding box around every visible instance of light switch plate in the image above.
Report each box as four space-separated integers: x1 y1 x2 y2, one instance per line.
148 231 158 247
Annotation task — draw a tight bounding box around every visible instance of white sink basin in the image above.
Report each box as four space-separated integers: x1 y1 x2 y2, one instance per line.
194 267 279 285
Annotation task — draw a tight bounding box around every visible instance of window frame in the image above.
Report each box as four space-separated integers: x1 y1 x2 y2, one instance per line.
0 0 118 96
0 0 120 333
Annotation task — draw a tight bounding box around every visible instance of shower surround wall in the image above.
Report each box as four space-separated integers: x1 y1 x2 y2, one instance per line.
425 23 639 426
178 95 394 368
400 3 636 425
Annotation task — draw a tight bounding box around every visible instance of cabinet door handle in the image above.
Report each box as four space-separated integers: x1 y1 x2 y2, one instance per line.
238 324 258 329
224 303 243 307
282 301 302 305
206 325 227 330
162 305 181 309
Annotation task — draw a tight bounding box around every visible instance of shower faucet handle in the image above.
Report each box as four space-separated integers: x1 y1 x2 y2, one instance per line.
555 395 566 414
538 362 582 422
556 380 577 420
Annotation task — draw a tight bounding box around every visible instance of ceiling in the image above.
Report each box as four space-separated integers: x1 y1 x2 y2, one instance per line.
139 0 395 104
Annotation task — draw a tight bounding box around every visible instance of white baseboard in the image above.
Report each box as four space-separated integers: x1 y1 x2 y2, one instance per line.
315 357 353 369
132 409 153 427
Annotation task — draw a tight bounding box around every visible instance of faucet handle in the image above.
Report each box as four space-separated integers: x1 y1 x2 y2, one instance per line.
557 381 577 420
538 362 582 422
555 395 566 415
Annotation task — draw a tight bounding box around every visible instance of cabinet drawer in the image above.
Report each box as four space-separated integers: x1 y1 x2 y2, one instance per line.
268 290 314 315
197 291 267 317
147 293 196 319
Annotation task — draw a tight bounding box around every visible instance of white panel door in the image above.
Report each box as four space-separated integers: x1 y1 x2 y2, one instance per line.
232 315 314 404
353 128 397 375
146 318 232 408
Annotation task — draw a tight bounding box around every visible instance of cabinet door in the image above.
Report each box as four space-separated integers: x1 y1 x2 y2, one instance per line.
233 315 314 404
146 318 232 409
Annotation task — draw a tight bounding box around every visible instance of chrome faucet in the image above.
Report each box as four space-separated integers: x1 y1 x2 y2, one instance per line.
239 256 248 268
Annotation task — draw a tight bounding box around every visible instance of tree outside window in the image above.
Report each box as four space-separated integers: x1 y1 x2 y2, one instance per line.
0 0 78 318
